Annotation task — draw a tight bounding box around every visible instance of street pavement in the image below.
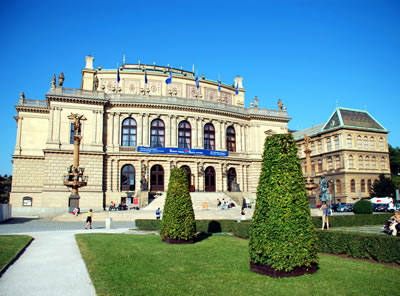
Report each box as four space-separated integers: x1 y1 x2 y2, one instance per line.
0 218 137 296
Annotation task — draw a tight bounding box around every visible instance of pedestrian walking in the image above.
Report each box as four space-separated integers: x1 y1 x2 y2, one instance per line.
85 209 93 229
156 207 161 220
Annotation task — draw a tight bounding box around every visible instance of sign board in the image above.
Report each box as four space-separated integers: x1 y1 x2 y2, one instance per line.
138 146 228 157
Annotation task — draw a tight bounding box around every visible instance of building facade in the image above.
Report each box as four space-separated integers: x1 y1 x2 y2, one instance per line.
293 107 390 204
11 56 290 216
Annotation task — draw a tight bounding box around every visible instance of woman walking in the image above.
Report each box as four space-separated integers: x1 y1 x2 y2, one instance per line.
85 209 93 229
321 204 330 230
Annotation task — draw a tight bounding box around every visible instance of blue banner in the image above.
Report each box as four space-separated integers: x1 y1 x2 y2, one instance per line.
138 146 228 157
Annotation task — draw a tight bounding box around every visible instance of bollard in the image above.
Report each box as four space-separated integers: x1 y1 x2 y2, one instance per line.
105 217 112 230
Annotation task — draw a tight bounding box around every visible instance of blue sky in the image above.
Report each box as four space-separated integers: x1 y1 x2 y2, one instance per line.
0 0 399 175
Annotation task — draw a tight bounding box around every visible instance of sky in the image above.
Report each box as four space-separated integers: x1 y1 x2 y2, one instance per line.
0 0 399 175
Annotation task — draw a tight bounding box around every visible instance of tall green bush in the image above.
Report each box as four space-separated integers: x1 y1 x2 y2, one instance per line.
160 167 196 241
249 134 318 274
353 199 374 214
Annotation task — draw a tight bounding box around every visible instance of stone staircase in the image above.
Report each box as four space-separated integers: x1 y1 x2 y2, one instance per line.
145 192 167 210
190 192 231 210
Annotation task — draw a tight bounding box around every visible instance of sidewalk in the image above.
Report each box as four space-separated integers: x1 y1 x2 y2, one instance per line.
0 227 131 296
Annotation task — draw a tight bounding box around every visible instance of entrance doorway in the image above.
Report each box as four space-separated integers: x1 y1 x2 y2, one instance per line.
205 166 216 192
150 165 164 191
227 168 237 192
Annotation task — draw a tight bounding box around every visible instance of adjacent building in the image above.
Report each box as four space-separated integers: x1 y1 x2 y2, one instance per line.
293 107 390 204
11 56 290 216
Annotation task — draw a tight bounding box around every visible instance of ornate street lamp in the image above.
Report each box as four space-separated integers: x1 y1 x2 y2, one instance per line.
63 113 88 212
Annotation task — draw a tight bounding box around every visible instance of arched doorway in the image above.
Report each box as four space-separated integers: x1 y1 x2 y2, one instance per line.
150 165 164 191
227 168 237 192
121 164 135 191
205 166 216 192
181 165 194 192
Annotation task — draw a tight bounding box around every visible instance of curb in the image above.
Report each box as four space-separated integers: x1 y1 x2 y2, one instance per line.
0 237 35 278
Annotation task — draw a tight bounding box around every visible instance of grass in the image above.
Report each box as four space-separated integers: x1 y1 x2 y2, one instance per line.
76 234 399 296
0 235 32 271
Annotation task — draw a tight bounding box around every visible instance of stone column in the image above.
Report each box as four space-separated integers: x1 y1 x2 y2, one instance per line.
192 117 198 148
172 115 177 147
137 113 143 146
108 112 114 147
236 123 241 152
143 113 149 146
91 110 98 144
245 125 250 153
14 116 23 154
221 121 227 151
198 118 203 149
47 107 55 142
241 125 245 152
113 113 120 148
97 111 103 145
166 115 172 147
54 107 62 144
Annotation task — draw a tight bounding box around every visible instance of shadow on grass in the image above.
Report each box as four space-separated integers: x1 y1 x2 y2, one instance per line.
195 232 212 242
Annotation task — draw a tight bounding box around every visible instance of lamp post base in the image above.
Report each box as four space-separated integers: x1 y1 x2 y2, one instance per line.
68 194 80 213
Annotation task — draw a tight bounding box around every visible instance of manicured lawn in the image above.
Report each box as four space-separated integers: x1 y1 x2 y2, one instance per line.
76 234 399 296
0 235 32 271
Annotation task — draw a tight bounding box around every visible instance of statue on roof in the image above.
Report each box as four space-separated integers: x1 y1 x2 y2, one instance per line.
51 74 56 89
277 98 283 110
58 72 65 87
254 96 258 108
93 75 99 90
19 92 25 104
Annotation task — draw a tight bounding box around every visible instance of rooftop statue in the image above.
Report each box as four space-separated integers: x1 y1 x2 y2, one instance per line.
277 98 283 110
58 72 65 87
254 96 258 108
93 75 99 90
51 74 56 89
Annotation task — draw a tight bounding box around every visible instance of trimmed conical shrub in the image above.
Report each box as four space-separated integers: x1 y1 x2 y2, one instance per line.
249 133 318 277
161 167 196 243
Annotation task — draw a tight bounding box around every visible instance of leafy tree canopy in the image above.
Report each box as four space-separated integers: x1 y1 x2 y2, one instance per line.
369 174 395 197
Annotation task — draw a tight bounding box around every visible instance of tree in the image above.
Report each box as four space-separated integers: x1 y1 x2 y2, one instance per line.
369 174 395 197
389 145 400 176
160 167 196 243
0 175 12 204
249 134 318 277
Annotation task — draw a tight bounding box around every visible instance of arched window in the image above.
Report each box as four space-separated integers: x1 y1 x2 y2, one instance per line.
318 141 322 152
178 121 191 149
367 179 372 192
359 156 363 168
379 137 384 150
335 180 341 193
318 159 323 172
370 137 375 149
381 157 385 169
335 156 341 168
204 123 215 150
150 119 165 147
361 179 366 192
348 155 354 168
226 126 236 152
311 161 315 173
351 179 356 192
363 136 368 149
365 156 370 168
357 136 362 149
121 118 137 147
23 196 33 206
372 156 376 169
327 137 332 151
335 136 340 149
121 164 135 191
347 135 352 148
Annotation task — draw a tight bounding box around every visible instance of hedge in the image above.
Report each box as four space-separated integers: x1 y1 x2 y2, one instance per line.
316 230 400 264
310 213 392 228
135 217 399 264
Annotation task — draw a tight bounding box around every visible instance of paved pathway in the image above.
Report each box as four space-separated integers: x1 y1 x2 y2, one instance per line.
0 218 136 296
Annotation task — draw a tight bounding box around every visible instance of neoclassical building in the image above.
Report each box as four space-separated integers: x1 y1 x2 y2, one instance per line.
11 56 290 216
293 107 390 204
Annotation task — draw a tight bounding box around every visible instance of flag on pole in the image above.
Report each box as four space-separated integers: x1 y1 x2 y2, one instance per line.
117 68 120 83
235 82 239 95
144 69 148 84
218 80 221 92
195 75 199 89
165 70 172 84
